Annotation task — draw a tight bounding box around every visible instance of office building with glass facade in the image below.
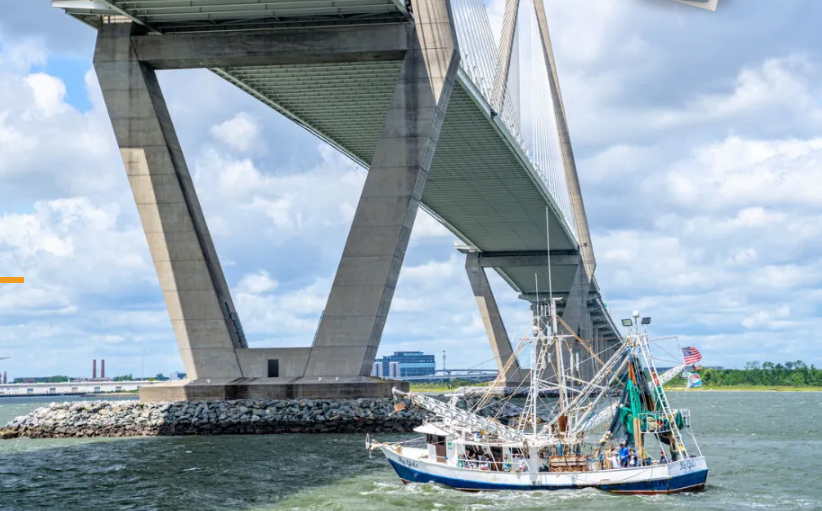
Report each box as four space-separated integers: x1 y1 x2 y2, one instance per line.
372 351 436 378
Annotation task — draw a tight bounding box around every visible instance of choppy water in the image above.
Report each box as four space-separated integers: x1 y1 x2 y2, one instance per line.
0 392 820 511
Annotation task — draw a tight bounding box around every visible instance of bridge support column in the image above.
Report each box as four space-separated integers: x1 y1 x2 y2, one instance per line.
94 21 245 382
465 252 524 386
570 340 582 384
607 340 618 363
560 258 591 337
592 322 603 379
304 0 460 378
580 308 594 381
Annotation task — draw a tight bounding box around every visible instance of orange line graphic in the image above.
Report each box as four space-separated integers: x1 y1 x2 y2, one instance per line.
0 277 24 283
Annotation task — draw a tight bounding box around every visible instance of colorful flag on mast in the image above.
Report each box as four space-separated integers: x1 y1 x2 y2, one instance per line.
686 372 703 388
681 347 702 365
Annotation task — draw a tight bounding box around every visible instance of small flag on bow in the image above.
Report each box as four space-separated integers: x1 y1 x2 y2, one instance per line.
681 346 702 365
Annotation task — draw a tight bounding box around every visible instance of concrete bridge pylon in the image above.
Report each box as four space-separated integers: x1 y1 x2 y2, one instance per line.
54 0 627 402
93 0 460 401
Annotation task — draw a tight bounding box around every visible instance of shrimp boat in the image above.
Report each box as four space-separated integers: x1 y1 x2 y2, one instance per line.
367 303 708 494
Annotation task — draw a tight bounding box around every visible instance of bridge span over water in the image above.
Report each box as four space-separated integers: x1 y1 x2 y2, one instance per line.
54 0 622 401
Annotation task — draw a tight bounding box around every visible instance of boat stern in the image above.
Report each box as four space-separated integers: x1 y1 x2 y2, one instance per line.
666 456 709 492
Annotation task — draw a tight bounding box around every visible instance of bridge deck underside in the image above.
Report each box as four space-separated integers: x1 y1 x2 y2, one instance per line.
217 61 581 298
217 61 403 164
58 0 408 31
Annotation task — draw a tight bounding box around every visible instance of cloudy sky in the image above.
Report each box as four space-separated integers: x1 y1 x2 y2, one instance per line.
0 0 820 379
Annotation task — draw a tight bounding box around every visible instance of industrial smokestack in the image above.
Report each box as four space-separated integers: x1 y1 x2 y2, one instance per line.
101 359 106 379
93 359 97 379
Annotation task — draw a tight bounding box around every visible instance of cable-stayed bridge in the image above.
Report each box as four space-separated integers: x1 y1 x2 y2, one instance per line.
53 0 622 401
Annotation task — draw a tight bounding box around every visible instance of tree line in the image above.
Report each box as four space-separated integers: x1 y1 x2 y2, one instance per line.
693 361 822 387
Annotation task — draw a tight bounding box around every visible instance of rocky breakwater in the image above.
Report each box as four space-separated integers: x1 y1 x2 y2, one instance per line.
0 396 521 439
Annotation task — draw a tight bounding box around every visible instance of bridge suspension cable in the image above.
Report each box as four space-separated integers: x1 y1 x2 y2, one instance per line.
450 0 580 235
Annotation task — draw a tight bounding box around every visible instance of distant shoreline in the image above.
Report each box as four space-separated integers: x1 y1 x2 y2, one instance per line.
408 384 822 393
667 386 822 392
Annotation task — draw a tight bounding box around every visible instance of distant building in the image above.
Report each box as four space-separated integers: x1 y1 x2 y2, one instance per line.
372 351 436 379
168 371 187 381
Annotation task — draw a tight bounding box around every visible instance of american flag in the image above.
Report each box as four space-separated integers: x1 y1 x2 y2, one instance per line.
682 347 702 365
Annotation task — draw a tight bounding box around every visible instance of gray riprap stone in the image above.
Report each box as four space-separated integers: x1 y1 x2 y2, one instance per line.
0 396 521 440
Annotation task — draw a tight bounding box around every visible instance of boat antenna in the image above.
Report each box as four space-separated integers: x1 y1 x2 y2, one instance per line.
534 273 540 330
545 208 556 334
546 208 554 302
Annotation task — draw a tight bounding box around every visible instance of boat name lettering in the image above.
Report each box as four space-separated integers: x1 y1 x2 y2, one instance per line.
403 459 418 468
678 459 697 472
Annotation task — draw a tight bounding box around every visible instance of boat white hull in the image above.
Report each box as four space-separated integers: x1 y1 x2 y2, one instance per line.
380 446 708 494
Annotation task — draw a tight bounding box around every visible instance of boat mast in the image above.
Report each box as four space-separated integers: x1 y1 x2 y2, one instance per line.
632 313 689 459
545 207 567 415
531 319 538 437
542 208 555 436
532 270 541 438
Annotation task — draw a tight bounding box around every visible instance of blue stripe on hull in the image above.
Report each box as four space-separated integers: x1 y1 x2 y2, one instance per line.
388 459 708 494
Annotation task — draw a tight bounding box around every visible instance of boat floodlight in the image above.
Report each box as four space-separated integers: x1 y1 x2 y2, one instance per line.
621 319 633 327
641 317 652 325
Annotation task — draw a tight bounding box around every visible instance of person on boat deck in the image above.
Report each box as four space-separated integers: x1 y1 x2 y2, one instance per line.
629 449 638 467
593 450 604 471
518 458 529 472
659 451 668 464
502 455 512 472
618 443 630 467
610 451 620 469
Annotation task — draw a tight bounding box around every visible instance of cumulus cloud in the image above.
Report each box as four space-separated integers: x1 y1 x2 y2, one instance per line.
210 112 262 153
591 134 822 364
0 58 123 206
192 144 366 262
24 72 68 117
649 136 822 212
236 271 279 295
411 209 455 243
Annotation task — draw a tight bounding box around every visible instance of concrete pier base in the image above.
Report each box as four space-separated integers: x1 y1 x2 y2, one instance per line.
139 377 408 402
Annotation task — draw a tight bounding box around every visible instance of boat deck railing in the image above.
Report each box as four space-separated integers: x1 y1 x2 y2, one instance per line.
456 457 528 472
